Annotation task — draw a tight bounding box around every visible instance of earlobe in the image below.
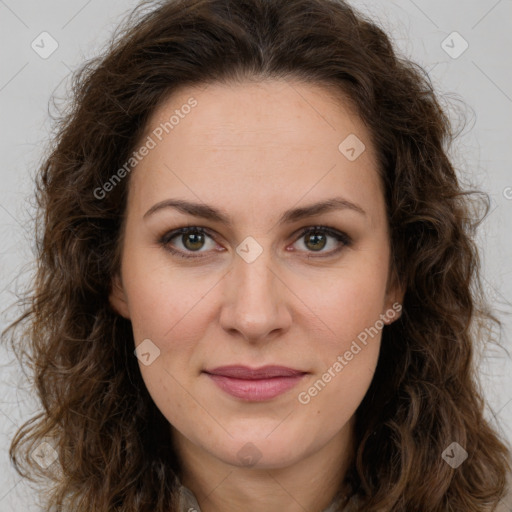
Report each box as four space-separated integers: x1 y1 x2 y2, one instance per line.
384 301 403 325
109 273 131 319
384 271 405 325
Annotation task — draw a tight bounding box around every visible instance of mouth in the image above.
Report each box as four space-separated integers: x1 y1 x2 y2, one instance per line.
202 365 308 401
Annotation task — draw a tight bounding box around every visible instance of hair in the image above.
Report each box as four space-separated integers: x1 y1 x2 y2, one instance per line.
2 0 511 510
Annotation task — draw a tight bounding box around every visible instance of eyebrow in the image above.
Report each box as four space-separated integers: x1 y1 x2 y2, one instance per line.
143 196 366 226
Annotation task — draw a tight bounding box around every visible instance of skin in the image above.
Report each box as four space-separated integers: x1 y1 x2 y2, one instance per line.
109 79 404 512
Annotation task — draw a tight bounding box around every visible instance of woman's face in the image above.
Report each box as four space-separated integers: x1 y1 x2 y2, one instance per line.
110 79 402 471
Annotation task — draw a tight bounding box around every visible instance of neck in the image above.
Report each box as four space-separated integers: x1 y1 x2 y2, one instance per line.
172 417 355 512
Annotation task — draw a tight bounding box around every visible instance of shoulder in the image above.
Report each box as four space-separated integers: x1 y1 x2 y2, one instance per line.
497 470 512 512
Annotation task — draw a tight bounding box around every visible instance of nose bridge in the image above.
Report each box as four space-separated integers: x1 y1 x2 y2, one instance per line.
219 238 290 341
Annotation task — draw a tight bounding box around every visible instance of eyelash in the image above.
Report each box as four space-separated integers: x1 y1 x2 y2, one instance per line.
158 225 352 260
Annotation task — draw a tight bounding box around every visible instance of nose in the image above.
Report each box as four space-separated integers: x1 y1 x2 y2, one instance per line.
218 244 293 344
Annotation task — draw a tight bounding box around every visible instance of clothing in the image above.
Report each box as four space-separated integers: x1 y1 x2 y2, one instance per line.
176 474 512 512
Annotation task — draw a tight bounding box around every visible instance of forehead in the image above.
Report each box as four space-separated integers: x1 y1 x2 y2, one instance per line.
144 79 367 149
128 79 383 223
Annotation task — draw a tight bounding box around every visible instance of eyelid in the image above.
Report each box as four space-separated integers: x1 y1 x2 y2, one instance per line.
159 225 351 259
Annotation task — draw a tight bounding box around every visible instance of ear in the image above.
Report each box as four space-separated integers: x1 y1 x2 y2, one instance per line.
109 272 131 319
382 266 405 325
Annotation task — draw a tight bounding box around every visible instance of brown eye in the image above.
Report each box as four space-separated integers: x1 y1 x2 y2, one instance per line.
181 231 206 251
304 230 328 251
160 227 217 259
293 226 351 257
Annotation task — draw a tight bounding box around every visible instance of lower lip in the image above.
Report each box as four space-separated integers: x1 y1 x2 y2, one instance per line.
205 373 306 401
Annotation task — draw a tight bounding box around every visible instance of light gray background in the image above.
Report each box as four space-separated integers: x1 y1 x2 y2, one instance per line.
1 0 511 509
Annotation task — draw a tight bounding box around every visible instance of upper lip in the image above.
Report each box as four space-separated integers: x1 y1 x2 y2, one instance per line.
203 365 307 379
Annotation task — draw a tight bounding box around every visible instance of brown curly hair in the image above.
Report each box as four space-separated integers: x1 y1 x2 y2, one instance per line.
2 0 511 510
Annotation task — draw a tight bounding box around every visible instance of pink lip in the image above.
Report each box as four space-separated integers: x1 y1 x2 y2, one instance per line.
203 365 307 401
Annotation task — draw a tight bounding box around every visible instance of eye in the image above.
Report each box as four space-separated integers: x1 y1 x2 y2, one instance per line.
292 226 351 257
158 225 351 259
159 226 219 259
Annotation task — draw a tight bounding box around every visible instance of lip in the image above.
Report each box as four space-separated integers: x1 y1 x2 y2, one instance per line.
204 365 306 379
203 365 308 401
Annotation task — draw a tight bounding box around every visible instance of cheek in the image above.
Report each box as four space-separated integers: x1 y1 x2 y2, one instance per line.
304 256 389 352
306 281 384 400
122 244 219 342
295 275 385 430
295 253 388 410
122 250 221 409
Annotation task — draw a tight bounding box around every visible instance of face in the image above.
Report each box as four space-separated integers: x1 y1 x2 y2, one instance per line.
110 79 402 473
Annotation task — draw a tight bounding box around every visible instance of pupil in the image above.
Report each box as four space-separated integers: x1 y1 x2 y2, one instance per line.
183 232 204 250
307 232 326 251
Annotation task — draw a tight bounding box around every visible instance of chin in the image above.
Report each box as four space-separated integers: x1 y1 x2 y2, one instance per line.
208 432 309 470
